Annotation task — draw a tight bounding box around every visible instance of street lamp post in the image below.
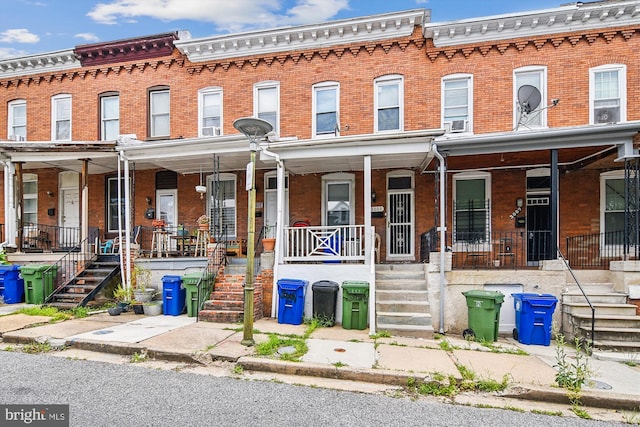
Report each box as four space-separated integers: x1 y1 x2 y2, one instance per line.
233 117 273 346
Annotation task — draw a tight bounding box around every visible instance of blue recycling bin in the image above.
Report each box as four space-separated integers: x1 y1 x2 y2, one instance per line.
322 235 341 264
277 279 308 325
0 265 23 304
512 293 558 345
162 275 186 316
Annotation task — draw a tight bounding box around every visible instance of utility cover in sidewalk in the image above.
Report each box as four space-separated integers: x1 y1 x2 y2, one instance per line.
302 339 377 369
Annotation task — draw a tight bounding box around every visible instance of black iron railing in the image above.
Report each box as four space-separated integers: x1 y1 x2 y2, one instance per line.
566 230 638 269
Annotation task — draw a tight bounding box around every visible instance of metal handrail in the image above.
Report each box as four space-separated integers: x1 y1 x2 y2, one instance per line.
194 242 224 322
557 246 595 353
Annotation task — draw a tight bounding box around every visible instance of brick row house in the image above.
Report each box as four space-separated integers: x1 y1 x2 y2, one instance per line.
1 2 640 348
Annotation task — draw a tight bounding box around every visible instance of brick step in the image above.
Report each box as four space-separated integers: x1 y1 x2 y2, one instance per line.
210 291 244 301
202 299 244 311
198 310 244 323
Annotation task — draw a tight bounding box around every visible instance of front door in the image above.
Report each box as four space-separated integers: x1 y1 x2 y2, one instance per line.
60 171 79 247
156 189 177 229
526 170 552 265
387 172 415 260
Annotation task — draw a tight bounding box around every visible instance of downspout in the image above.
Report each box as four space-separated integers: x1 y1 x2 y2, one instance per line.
259 145 283 319
431 143 447 334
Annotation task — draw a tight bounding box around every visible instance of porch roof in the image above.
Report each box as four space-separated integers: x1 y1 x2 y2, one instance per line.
433 122 640 158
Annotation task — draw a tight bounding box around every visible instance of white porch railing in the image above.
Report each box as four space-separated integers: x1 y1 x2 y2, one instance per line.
282 224 366 263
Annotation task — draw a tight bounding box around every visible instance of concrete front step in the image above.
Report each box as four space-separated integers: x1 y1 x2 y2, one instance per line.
577 326 640 346
376 300 430 313
375 279 427 291
562 302 638 316
376 323 434 339
377 311 432 327
590 339 640 353
375 263 425 271
564 283 615 293
562 292 628 304
376 270 426 281
571 313 640 329
376 289 428 302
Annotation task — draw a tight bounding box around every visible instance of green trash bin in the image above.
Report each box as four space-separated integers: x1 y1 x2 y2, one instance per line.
20 264 59 304
462 290 504 342
182 272 213 317
341 281 369 330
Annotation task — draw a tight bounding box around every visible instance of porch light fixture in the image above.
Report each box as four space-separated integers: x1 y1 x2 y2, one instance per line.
233 117 273 347
196 168 207 199
371 190 376 203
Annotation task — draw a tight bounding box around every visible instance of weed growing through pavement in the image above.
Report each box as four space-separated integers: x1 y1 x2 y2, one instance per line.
623 352 638 368
622 408 640 425
22 342 52 354
371 330 391 339
333 361 347 368
553 331 593 419
232 364 244 375
130 351 147 363
407 365 510 398
531 409 564 417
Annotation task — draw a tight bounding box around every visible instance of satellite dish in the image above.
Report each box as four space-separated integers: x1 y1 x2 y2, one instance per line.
517 85 541 114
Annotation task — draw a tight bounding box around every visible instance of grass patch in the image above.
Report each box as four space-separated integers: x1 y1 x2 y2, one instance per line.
371 330 391 339
130 351 147 363
438 339 454 352
15 306 71 322
531 409 564 417
255 333 308 361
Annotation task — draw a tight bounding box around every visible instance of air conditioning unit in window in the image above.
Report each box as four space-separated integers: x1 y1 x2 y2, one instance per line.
595 108 618 124
444 120 467 133
202 126 221 136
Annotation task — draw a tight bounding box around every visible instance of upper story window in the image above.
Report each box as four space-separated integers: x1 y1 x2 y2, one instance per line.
442 74 472 134
254 81 279 135
514 66 547 129
8 99 26 141
375 75 403 132
100 92 119 141
313 82 339 138
149 86 170 138
198 87 222 137
590 64 626 124
51 94 71 141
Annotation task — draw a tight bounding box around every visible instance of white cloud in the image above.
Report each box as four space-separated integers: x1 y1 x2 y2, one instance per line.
74 33 100 42
87 0 350 31
0 29 40 44
0 47 30 60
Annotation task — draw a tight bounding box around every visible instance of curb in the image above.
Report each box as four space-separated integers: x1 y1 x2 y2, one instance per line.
503 384 640 411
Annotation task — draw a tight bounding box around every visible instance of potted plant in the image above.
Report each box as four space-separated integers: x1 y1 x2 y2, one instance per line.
111 284 132 315
197 215 210 231
143 300 163 316
132 263 154 303
262 224 276 252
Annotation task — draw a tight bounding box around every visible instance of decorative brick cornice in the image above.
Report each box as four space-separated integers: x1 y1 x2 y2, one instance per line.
74 33 178 67
425 28 639 62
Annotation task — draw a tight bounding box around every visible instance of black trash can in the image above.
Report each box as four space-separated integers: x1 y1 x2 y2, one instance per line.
312 280 340 326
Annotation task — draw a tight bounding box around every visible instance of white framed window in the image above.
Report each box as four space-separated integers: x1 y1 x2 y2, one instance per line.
442 74 472 134
149 87 170 137
8 99 26 141
514 66 547 129
590 64 626 124
322 173 355 226
209 173 237 239
254 81 279 135
453 172 491 245
600 171 633 246
23 173 37 225
51 94 71 141
374 75 403 132
313 81 339 138
100 93 119 141
198 87 223 137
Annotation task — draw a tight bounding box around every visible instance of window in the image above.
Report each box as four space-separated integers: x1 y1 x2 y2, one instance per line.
322 173 354 226
8 99 26 141
375 75 403 132
313 82 339 137
453 172 491 243
198 87 222 137
209 173 236 239
254 82 279 134
514 67 547 129
600 171 634 245
107 177 126 232
149 87 170 137
591 64 626 124
442 74 472 133
23 173 37 224
100 93 119 141
51 94 71 141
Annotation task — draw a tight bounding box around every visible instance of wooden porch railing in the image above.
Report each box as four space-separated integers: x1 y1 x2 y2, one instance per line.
282 224 366 263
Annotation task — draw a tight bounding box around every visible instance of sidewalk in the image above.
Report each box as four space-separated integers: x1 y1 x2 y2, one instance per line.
0 306 639 417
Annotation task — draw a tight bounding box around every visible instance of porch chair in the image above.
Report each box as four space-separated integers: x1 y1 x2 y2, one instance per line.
362 233 381 263
108 225 142 253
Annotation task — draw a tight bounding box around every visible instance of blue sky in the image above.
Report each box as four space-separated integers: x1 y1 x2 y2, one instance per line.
0 0 564 59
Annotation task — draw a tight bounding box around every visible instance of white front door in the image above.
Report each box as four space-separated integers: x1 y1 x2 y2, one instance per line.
60 171 79 246
156 189 177 229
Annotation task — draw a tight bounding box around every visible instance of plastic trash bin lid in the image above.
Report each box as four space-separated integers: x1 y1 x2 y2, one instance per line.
312 280 339 290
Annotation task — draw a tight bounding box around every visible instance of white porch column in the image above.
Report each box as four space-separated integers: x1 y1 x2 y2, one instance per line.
2 160 16 248
364 155 372 263
81 159 89 252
